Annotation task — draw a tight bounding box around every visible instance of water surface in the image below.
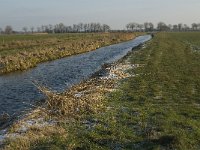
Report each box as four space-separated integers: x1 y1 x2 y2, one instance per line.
0 35 151 115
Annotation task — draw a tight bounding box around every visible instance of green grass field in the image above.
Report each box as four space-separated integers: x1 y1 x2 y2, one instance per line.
57 32 199 150
0 32 137 74
4 32 200 150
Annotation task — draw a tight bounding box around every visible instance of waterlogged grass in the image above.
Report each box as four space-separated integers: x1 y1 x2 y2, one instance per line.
4 32 200 150
0 32 139 74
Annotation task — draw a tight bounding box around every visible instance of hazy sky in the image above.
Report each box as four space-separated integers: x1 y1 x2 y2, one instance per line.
0 0 200 30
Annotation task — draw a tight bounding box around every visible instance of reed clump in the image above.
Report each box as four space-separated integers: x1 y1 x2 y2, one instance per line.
39 80 108 118
1 51 139 149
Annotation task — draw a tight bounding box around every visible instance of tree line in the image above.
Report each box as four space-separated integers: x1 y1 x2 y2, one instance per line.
0 23 111 34
1 22 200 34
126 22 200 32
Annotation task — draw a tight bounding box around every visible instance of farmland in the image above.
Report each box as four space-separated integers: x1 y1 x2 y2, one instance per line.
2 32 200 150
0 32 138 74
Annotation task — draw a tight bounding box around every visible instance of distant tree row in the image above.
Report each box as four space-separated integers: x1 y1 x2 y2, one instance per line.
1 22 200 35
53 23 110 33
0 23 111 34
126 22 200 32
157 22 198 31
0 25 13 34
126 22 154 32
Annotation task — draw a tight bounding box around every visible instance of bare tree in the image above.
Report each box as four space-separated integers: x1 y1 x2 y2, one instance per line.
22 27 28 33
102 24 110 32
157 22 168 31
126 23 131 31
144 22 149 31
37 27 41 33
4 25 13 34
126 22 138 31
135 23 140 31
54 24 59 33
144 22 154 31
83 24 88 32
183 24 189 31
149 23 154 31
173 24 178 31
54 23 66 33
83 24 87 32
73 24 78 32
95 23 101 32
168 24 172 30
192 23 198 31
0 28 2 34
90 23 95 32
130 23 136 31
30 26 34 33
44 25 50 33
138 24 144 32
197 23 200 30
178 23 183 31
60 23 66 33
78 23 84 32
41 25 45 32
48 24 53 33
66 26 72 33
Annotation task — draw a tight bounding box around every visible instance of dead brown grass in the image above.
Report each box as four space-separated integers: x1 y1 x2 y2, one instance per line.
4 125 66 150
2 60 135 149
0 33 138 74
39 78 113 118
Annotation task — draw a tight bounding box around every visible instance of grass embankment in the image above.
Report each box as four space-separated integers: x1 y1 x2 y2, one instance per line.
0 32 139 74
3 32 200 150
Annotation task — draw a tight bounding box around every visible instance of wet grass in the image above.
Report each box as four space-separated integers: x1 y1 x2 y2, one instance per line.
0 32 139 74
3 32 200 150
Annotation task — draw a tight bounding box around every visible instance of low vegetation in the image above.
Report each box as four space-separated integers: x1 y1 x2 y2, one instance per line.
58 32 199 150
2 32 200 150
0 32 140 74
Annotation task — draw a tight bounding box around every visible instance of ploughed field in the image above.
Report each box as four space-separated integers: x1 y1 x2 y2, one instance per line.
2 32 200 150
0 32 137 74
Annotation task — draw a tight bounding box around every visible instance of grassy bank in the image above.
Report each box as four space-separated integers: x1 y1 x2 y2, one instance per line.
61 32 200 150
0 32 140 74
2 32 200 150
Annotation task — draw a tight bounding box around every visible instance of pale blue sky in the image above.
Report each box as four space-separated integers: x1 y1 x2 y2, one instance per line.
0 0 200 30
